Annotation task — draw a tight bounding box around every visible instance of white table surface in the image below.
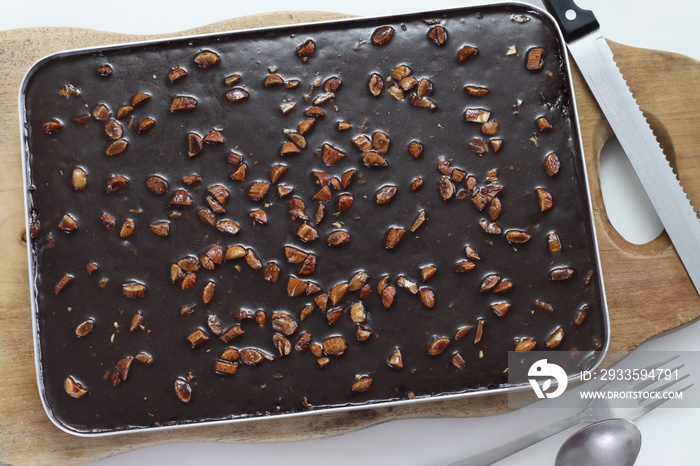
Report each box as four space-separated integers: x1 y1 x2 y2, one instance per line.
3 1 698 464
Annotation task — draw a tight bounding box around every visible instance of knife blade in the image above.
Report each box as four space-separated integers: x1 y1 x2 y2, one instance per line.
542 0 700 296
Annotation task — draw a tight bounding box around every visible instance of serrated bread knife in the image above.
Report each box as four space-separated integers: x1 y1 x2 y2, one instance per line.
543 0 700 296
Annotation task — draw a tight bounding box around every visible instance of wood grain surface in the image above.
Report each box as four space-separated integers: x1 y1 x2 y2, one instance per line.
0 12 698 465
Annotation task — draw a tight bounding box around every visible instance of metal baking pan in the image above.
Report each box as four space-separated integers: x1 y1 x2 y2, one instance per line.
20 1 609 436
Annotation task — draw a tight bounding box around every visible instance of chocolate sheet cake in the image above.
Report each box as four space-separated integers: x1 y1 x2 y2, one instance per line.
22 3 607 434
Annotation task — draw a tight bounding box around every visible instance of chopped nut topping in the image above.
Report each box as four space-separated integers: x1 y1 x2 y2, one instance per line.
410 210 427 232
64 376 88 398
321 143 345 166
464 85 489 96
174 378 192 403
574 305 590 325
526 47 545 70
381 285 396 308
428 337 449 356
322 336 347 356
480 274 501 293
122 282 146 298
455 326 471 341
362 151 387 167
372 131 390 154
296 39 316 58
194 50 220 67
551 267 574 281
351 376 373 392
214 360 239 375
368 73 384 96
287 276 308 297
439 176 455 200
544 152 561 176
397 276 418 294
458 45 478 62
474 319 485 344
537 188 553 212
220 325 244 343
428 26 448 45
505 229 531 244
188 133 203 157
372 26 395 45
241 348 265 366
419 287 435 308
385 227 405 249
170 96 197 111
536 116 553 131
297 222 319 242
515 339 536 352
146 176 168 194
327 230 351 247
187 328 210 348
375 185 397 204
454 260 476 273
272 312 298 336
168 67 187 83
149 221 170 237
169 189 193 206
411 177 424 191
75 319 95 337
491 302 511 317
216 220 241 235
58 214 77 232
225 87 249 103
465 108 491 123
452 353 467 369
387 348 403 368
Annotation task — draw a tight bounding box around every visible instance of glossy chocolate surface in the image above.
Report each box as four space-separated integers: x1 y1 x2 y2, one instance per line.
23 4 606 433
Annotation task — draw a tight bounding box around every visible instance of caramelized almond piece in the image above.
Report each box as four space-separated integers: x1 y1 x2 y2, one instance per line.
296 39 316 58
385 227 405 249
420 265 437 282
352 376 373 392
455 326 471 341
146 176 168 194
330 282 350 305
169 189 192 206
58 214 77 232
287 276 308 297
387 348 403 369
465 85 489 96
551 267 574 281
505 229 530 244
526 47 545 70
419 287 435 308
225 88 249 103
322 336 347 356
454 261 476 273
362 151 387 167
248 182 271 201
149 221 170 237
321 144 345 166
452 353 467 369
537 188 553 212
216 220 241 235
327 230 350 247
75 319 95 337
372 26 394 45
546 328 564 348
220 325 244 343
214 360 239 375
168 67 187 83
187 328 210 348
428 337 449 356
410 210 427 232
465 108 491 123
375 185 397 204
458 45 478 62
368 73 384 96
297 223 319 242
515 339 536 352
170 96 197 111
106 139 128 156
188 133 203 157
491 302 511 317
480 274 500 293
42 120 63 133
381 285 396 309
544 152 561 176
372 131 390 154
574 305 590 325
122 282 146 298
64 376 88 398
194 50 220 67
428 26 448 45
174 378 192 403
536 117 553 131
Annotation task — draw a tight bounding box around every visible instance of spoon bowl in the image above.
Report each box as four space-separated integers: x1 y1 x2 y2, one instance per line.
555 419 642 466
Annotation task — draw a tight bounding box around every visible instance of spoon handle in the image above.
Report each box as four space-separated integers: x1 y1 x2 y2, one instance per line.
442 413 583 466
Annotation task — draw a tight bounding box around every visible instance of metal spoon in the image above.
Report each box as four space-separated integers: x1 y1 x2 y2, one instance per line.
555 419 642 466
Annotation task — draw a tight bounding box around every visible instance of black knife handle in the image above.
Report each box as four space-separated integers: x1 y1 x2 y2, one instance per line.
542 0 600 42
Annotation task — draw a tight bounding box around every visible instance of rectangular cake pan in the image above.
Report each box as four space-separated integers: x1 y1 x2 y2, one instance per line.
20 1 609 436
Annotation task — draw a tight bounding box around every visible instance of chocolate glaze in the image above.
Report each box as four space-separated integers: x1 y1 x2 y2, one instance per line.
23 4 607 434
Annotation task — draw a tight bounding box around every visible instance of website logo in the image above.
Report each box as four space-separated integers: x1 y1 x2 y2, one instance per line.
528 359 568 399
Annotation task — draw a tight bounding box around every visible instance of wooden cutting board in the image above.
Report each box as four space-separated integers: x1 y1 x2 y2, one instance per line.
0 11 698 465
